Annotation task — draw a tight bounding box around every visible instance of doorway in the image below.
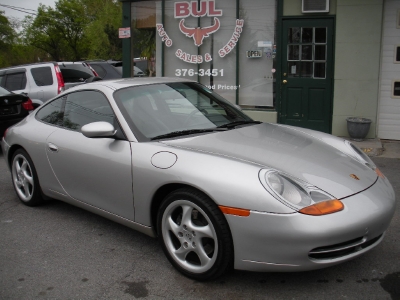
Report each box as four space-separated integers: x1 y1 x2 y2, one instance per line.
279 18 334 133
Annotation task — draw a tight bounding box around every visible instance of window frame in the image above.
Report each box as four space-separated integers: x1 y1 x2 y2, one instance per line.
35 89 126 139
391 80 400 99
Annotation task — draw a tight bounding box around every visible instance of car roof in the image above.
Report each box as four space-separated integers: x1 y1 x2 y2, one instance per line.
0 62 57 72
66 77 196 92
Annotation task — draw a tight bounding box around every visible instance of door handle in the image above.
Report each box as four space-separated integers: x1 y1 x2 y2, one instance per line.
48 143 59 152
283 80 288 84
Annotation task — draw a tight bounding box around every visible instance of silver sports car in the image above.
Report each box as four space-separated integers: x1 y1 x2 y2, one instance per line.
1 78 396 281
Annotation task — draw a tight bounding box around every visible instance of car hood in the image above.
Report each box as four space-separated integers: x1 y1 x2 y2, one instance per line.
161 123 377 199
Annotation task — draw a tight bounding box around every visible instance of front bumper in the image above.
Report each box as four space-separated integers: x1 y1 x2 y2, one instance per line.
227 176 396 272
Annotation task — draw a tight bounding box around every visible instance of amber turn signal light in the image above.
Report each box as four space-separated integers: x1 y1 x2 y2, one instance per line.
375 168 385 179
299 199 344 216
219 205 250 217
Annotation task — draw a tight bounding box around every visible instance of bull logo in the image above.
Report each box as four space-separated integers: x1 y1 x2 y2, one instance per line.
179 17 220 47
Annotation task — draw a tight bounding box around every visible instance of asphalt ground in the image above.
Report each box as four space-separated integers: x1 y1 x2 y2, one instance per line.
0 149 399 300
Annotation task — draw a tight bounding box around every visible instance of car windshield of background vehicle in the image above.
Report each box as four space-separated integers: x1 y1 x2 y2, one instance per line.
130 0 276 108
113 82 252 140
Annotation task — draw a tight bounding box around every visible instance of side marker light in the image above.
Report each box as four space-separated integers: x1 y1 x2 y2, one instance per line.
219 205 250 217
375 168 385 179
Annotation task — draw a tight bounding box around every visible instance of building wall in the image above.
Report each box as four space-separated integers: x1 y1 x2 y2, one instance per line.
282 0 383 138
332 0 383 138
378 0 400 140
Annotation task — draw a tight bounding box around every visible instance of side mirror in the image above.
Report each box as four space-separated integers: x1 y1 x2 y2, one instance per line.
81 121 116 138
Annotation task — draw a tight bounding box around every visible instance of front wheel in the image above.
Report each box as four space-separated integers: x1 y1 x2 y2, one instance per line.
11 149 45 206
157 188 233 281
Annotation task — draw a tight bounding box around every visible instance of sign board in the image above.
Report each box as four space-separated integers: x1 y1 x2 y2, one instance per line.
119 27 131 39
246 50 262 58
258 41 272 48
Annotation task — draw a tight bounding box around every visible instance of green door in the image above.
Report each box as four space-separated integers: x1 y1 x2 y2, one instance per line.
280 19 334 133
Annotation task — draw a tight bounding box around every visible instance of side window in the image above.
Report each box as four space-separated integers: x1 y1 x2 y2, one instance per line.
4 72 27 91
0 74 4 87
36 97 65 126
31 67 53 86
63 90 114 131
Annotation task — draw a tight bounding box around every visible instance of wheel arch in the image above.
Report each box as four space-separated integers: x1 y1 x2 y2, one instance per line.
150 183 221 236
7 144 24 168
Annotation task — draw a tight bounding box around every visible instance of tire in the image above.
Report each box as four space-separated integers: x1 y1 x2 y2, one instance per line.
11 149 45 206
157 188 233 281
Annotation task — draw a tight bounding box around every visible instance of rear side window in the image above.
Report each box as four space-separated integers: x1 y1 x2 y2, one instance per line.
31 67 53 86
36 97 64 126
4 72 27 91
63 91 114 131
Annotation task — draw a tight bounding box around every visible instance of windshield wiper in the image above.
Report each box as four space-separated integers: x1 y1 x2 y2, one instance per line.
217 120 262 129
151 128 227 140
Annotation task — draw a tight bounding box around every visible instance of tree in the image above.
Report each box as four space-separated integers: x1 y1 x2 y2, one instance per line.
0 11 15 48
22 0 122 61
23 10 67 61
23 0 90 61
82 0 122 60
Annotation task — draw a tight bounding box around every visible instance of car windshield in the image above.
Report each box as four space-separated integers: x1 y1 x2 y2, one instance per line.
0 86 12 96
113 82 254 140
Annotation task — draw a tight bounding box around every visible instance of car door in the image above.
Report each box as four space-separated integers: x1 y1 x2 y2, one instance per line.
30 66 55 101
45 90 135 220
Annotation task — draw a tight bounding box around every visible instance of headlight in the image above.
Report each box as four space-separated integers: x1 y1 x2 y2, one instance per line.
259 169 344 216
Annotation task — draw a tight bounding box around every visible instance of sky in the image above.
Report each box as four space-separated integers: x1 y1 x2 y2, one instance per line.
0 0 56 21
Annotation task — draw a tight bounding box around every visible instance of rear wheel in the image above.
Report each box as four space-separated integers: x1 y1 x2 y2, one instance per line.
157 188 233 280
11 149 45 206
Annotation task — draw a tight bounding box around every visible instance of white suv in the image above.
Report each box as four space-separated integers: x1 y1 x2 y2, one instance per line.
0 62 65 108
0 62 99 108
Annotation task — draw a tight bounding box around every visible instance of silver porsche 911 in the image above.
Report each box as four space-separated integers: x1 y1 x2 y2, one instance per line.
1 78 396 280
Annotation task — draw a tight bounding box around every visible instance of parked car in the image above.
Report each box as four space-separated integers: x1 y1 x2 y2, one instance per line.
1 78 395 281
0 62 99 108
134 57 148 75
57 62 101 84
107 59 145 77
0 62 65 108
84 60 122 80
0 86 34 137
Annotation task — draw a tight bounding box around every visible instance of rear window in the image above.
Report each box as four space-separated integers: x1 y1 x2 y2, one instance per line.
31 67 53 86
4 72 27 91
90 64 106 78
59 64 94 83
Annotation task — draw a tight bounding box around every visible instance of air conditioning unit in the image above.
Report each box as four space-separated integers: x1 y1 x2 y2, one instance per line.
302 0 329 13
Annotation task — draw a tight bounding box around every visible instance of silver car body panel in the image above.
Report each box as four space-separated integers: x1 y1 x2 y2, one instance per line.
230 175 395 271
162 123 376 199
1 77 396 272
46 129 134 220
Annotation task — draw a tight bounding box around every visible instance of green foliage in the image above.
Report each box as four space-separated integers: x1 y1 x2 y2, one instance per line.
0 11 15 46
82 0 122 60
1 0 123 67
